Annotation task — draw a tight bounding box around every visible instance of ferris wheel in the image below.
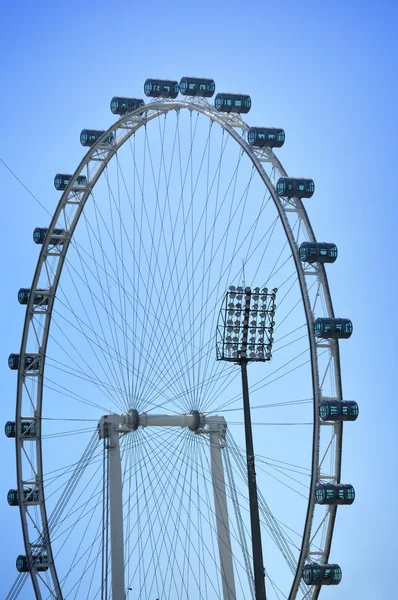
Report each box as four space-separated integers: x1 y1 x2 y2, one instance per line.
6 77 358 600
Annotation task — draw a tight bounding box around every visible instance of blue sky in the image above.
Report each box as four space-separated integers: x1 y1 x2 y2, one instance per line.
1 1 396 598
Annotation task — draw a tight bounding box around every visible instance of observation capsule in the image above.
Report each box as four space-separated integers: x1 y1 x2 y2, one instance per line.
179 77 215 97
18 288 49 306
302 563 342 586
214 93 251 114
5 420 37 438
7 488 40 506
247 127 285 148
80 129 114 147
144 79 179 99
110 97 145 115
16 554 48 573
8 354 40 371
315 483 355 505
299 242 338 264
314 318 353 339
33 227 66 245
276 177 315 198
54 174 87 191
319 400 359 422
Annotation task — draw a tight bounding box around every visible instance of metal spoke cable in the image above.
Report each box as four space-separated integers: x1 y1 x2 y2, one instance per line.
227 433 300 577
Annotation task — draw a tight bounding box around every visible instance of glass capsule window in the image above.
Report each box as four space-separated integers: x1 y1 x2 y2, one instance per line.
306 180 315 193
347 486 355 500
54 175 67 189
344 321 353 334
319 405 328 419
350 403 359 417
33 228 43 243
333 567 342 580
5 422 15 437
244 97 251 108
18 289 29 303
16 556 27 572
277 131 285 142
24 355 39 369
22 421 36 437
330 245 338 257
8 354 19 369
8 490 18 504
235 99 242 107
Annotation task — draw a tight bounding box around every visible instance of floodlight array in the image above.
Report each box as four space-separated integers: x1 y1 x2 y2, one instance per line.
217 285 277 362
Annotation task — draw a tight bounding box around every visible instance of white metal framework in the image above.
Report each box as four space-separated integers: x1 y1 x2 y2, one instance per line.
10 97 346 600
98 412 236 600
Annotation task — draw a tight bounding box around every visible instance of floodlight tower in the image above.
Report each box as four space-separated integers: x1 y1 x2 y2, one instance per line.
216 285 277 600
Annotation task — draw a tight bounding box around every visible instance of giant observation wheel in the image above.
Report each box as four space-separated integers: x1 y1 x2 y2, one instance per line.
6 77 357 600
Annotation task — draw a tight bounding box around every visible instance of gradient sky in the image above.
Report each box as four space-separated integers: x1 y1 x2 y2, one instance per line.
1 1 397 598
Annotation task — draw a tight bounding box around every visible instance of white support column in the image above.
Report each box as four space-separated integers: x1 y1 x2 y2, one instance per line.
209 422 237 600
98 411 237 600
108 426 126 600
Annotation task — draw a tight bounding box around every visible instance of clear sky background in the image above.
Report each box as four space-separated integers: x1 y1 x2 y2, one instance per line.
1 0 397 598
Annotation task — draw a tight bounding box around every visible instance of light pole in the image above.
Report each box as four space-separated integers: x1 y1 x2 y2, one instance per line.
216 285 277 600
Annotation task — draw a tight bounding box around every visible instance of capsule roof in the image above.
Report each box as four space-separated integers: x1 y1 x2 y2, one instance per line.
299 242 337 264
110 97 145 115
319 400 359 421
247 127 285 148
179 77 215 97
80 129 114 147
33 227 66 245
314 317 353 339
214 93 251 114
276 177 315 199
54 174 87 191
144 79 179 99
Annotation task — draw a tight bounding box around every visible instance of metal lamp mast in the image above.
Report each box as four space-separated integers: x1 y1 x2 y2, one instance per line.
216 285 277 600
